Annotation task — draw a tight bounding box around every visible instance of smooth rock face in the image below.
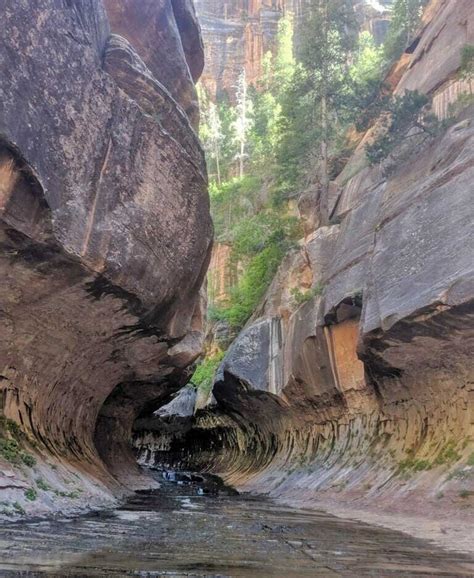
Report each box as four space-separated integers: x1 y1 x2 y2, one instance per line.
103 0 204 127
135 0 474 540
396 0 473 96
0 0 211 516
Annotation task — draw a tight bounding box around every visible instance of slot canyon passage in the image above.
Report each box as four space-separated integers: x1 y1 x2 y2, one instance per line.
0 0 473 576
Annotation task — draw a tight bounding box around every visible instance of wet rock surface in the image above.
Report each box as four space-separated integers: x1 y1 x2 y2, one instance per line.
0 471 473 577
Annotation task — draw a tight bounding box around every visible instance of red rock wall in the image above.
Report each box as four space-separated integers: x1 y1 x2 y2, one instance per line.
195 0 289 98
0 0 211 519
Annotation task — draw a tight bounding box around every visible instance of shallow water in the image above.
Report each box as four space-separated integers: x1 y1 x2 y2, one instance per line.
0 471 473 577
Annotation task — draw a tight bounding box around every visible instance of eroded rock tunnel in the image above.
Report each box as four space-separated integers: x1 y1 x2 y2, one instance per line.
0 0 473 555
132 297 473 519
0 0 213 514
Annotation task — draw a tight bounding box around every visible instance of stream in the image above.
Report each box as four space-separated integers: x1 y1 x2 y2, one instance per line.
0 470 473 577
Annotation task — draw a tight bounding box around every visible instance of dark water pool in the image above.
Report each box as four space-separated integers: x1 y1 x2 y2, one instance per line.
0 470 473 577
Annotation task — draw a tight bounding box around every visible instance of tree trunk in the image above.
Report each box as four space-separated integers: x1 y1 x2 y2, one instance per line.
320 93 330 226
215 145 221 186
319 0 330 226
239 142 244 179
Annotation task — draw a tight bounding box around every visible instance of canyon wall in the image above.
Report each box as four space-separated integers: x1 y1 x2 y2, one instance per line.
0 0 212 518
136 0 474 548
196 0 393 99
195 0 287 99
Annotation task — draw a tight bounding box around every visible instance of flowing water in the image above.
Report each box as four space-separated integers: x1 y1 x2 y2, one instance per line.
0 470 473 577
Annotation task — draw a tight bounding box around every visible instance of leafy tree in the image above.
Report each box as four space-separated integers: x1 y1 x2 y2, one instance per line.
201 101 223 184
348 31 387 132
460 44 474 80
365 90 430 164
384 0 428 63
273 16 296 98
232 69 253 178
275 0 358 221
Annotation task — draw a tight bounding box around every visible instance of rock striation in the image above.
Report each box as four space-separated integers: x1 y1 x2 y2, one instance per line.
0 0 212 517
196 0 394 99
195 0 287 98
135 0 474 549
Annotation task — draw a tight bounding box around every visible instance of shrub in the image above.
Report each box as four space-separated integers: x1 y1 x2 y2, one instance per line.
434 441 461 465
24 488 37 501
192 352 226 395
291 283 325 306
460 44 474 79
366 90 431 165
5 419 22 438
13 502 25 515
21 452 36 468
398 457 432 473
0 438 20 463
36 478 51 492
222 243 285 328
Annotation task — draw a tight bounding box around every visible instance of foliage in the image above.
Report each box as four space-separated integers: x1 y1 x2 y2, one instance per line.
275 13 384 199
198 89 237 183
21 453 36 467
209 176 262 241
383 0 428 63
348 32 388 132
200 5 412 333
398 457 432 473
232 70 254 178
54 489 81 499
460 44 474 80
287 0 357 200
210 173 301 329
36 478 51 492
0 438 21 463
5 419 22 438
192 352 225 394
291 283 325 306
13 502 25 515
219 243 286 328
365 90 430 164
24 488 37 501
0 436 36 467
200 93 224 184
434 441 461 465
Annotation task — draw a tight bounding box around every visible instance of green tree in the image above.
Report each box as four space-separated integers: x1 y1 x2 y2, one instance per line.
277 0 356 221
273 16 295 98
232 69 253 178
384 0 428 62
201 101 223 185
365 90 430 164
348 31 387 132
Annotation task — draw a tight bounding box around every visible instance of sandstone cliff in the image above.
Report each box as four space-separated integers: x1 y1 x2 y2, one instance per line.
196 0 393 99
0 0 212 518
135 0 474 550
195 0 287 98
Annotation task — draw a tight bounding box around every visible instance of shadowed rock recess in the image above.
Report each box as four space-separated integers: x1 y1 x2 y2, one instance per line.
134 0 474 549
0 0 212 516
